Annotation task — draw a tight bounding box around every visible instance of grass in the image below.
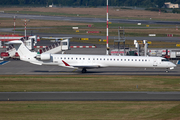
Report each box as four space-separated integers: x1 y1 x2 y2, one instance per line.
1 11 180 49
70 38 178 48
5 10 104 18
5 10 180 22
0 18 88 28
1 17 180 38
0 101 180 120
0 75 180 92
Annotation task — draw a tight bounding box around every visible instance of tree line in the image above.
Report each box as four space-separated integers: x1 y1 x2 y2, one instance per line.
1 0 180 8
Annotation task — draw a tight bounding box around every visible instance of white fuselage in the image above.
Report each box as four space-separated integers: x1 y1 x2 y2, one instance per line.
8 38 176 72
36 54 176 69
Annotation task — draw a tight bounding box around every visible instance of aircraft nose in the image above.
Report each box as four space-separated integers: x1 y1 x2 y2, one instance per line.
169 62 176 70
172 63 176 67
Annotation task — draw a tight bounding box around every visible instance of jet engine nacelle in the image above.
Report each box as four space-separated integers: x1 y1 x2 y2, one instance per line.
36 53 51 60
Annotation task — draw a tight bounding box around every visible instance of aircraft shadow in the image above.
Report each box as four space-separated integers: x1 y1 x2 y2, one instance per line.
33 70 178 75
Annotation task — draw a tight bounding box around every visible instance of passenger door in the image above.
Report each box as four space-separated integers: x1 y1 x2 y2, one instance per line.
153 59 158 67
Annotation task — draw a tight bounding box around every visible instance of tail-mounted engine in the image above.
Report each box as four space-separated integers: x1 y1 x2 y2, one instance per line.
35 53 51 60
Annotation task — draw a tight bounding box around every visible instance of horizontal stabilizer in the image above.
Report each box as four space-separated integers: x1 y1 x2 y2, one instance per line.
6 40 23 45
30 61 43 65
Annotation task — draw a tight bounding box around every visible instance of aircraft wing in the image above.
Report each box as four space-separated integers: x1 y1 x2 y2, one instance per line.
72 65 101 69
60 60 102 69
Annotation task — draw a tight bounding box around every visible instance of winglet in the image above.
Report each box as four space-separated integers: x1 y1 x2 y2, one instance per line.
62 60 70 66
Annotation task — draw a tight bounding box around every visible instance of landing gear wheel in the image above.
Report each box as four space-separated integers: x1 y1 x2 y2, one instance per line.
82 68 87 73
166 68 169 73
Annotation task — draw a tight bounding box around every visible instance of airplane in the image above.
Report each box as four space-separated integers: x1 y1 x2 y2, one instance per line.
7 40 176 73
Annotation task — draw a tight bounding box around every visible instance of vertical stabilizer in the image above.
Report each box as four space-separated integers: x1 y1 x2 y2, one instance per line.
6 40 37 62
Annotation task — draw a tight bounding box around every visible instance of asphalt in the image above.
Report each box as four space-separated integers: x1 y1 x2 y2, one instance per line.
1 13 180 25
1 92 180 101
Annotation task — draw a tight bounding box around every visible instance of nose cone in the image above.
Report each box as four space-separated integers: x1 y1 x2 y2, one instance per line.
169 62 176 70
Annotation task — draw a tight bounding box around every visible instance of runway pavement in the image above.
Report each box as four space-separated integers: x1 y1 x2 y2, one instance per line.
1 13 180 25
37 33 180 42
1 92 180 101
1 27 180 42
0 58 179 75
0 43 179 75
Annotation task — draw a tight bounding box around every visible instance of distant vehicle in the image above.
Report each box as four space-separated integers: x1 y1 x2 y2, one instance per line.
0 52 9 60
0 34 40 47
0 34 40 60
7 40 176 73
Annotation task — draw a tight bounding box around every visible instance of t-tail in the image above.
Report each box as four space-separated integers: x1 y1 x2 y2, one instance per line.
7 41 43 65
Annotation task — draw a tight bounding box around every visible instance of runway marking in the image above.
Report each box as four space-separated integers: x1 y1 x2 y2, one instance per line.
0 61 9 65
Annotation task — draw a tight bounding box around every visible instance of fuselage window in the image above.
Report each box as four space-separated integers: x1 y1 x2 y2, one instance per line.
100 58 102 60
110 59 112 61
93 58 95 60
71 58 73 60
76 58 78 60
121 59 123 61
117 59 119 61
79 58 81 60
83 58 85 60
145 59 147 62
107 59 109 61
64 57 66 59
61 57 62 59
135 59 137 61
88 58 90 60
62 42 67 45
139 59 140 61
124 59 126 61
104 58 105 60
114 59 115 61
142 59 144 61
128 59 130 61
97 58 98 60
68 58 69 60
132 59 133 61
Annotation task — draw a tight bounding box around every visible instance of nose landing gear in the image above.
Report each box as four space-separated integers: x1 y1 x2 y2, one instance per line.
166 68 169 73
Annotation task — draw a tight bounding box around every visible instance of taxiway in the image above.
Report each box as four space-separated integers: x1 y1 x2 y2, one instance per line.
1 92 180 101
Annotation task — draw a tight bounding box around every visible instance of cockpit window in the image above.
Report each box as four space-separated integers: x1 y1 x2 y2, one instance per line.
162 59 169 62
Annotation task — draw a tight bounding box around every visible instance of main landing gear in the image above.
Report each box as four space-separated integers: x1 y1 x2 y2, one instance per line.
82 68 87 73
166 68 169 73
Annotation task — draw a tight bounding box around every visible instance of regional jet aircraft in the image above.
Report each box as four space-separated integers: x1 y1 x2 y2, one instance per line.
8 41 176 73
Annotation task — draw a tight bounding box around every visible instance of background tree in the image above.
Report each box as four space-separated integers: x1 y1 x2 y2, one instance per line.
0 0 179 8
154 0 165 8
